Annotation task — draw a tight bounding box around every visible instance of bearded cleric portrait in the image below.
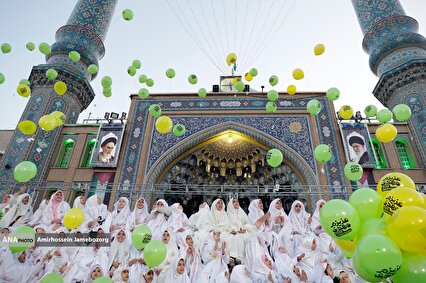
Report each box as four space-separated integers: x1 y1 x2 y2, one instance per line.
348 134 369 165
98 133 117 164
94 124 124 168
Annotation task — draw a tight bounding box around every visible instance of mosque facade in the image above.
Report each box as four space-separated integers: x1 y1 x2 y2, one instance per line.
0 0 425 215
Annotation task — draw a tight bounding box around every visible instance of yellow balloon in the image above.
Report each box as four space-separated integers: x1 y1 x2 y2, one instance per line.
387 206 426 252
339 105 353 120
50 111 66 127
376 172 416 199
63 208 85 229
245 72 253 82
287 85 296 95
54 81 67 95
383 187 424 219
314 43 325 56
226 53 237 66
38 115 57 131
18 120 37 135
232 77 240 86
17 84 31 97
292 68 304 80
334 238 357 252
155 116 173 134
376 123 397 143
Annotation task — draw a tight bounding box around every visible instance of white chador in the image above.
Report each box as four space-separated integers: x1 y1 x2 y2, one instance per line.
179 231 202 282
109 197 131 233
84 195 110 232
162 257 191 283
169 203 190 247
248 199 272 247
146 199 172 240
0 193 33 228
226 197 253 262
41 190 70 232
199 231 230 283
156 230 179 283
128 198 149 231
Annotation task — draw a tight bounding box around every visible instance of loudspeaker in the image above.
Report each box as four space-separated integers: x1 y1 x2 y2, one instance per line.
212 84 219 92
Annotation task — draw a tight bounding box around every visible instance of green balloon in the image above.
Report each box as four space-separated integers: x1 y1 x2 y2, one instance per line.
68 51 80 62
319 199 360 240
144 240 167 268
46 68 58 80
314 144 332 163
26 42 35 51
122 8 134 21
19 79 30 86
376 108 393 123
188 74 198 85
364 104 378 118
354 234 402 280
306 99 322 115
326 87 340 101
127 66 137 76
357 218 388 239
138 88 149 99
250 68 258 77
0 72 5 84
392 104 411 122
265 101 277 113
198 88 207 98
267 90 279 101
101 76 112 88
1 43 11 53
349 188 382 223
392 253 426 283
88 64 98 75
269 75 278 86
9 226 35 253
149 104 162 117
353 254 382 282
235 81 245 92
93 277 113 283
344 162 363 181
131 225 152 250
139 74 147 84
166 68 176 78
40 272 64 283
103 88 112 97
38 42 51 55
146 78 154 87
14 161 37 183
173 124 186 137
266 148 283 167
132 59 142 69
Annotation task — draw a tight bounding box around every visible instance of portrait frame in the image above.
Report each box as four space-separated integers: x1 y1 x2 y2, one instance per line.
92 123 124 168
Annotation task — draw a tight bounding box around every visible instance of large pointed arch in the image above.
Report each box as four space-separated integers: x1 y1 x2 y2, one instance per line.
145 122 318 188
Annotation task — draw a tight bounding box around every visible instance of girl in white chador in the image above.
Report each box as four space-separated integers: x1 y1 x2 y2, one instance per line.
85 263 106 283
156 229 179 282
180 232 202 282
268 198 289 234
0 193 33 228
229 265 251 283
85 195 110 232
188 202 209 230
108 229 131 276
310 199 326 235
72 195 86 210
109 197 131 233
289 200 312 252
128 197 149 231
226 197 253 264
169 203 190 246
295 236 324 280
146 199 172 240
200 230 230 283
28 198 48 227
111 266 130 283
248 199 272 247
163 257 191 283
41 190 71 232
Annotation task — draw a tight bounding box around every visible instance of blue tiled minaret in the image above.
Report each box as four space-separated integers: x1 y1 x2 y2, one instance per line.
352 0 426 166
0 0 118 187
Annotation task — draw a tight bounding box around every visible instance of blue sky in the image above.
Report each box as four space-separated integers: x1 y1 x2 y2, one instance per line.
0 0 425 129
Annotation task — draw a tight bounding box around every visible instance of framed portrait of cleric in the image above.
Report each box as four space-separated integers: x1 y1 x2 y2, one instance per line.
92 123 124 168
339 123 377 169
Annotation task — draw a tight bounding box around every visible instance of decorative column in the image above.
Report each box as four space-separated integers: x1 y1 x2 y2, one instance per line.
0 0 118 187
351 0 426 166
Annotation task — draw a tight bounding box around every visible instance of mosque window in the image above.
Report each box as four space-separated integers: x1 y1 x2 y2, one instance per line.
81 139 97 168
395 138 416 169
57 139 75 168
370 138 387 169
